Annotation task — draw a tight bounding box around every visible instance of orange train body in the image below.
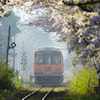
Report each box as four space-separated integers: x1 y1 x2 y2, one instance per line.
33 47 64 85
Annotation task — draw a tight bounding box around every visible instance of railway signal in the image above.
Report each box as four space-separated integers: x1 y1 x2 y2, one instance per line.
6 25 16 66
11 42 16 48
20 51 27 71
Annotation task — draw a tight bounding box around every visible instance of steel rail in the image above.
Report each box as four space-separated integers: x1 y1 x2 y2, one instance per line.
42 88 54 100
22 87 42 100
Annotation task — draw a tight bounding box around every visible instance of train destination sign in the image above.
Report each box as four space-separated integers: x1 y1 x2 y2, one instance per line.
45 67 51 71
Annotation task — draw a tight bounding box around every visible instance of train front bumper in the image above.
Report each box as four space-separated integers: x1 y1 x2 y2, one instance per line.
35 76 63 84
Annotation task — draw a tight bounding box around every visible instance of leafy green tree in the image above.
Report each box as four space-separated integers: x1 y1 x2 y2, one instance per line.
22 0 100 94
67 66 98 95
0 0 100 94
0 59 24 99
0 60 15 91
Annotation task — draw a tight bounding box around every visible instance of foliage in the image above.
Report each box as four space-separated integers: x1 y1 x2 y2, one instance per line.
0 59 15 99
0 59 24 99
67 66 98 95
0 0 100 96
21 0 100 70
12 0 100 93
65 95 100 100
1 0 100 72
19 1 100 90
53 87 66 92
0 60 15 91
13 76 24 93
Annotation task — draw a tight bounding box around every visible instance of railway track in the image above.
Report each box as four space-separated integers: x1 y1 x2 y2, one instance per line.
22 87 54 100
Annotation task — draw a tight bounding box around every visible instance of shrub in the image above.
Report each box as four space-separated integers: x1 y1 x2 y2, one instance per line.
0 59 24 99
67 66 98 95
0 60 15 91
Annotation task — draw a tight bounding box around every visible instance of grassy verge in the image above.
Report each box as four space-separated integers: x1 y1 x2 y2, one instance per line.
65 95 100 100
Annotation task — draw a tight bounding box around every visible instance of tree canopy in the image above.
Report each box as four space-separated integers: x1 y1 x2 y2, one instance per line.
0 0 100 95
0 0 100 78
21 0 100 72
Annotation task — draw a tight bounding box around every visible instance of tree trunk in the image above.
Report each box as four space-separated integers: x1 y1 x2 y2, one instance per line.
97 69 100 95
2 0 6 4
98 79 100 95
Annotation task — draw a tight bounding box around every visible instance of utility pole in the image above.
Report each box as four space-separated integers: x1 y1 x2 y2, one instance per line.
21 42 27 71
13 36 15 70
20 42 27 82
6 25 16 66
6 25 11 66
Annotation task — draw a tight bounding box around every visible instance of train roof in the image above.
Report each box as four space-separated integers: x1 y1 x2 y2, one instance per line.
38 47 60 50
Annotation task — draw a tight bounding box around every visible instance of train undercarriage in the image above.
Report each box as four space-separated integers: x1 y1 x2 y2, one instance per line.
35 76 63 86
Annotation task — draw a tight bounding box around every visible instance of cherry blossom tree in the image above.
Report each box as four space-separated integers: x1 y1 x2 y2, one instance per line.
24 0 100 94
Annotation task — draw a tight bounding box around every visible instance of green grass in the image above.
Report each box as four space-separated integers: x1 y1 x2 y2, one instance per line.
65 95 100 100
39 88 52 92
53 87 66 92
38 87 66 92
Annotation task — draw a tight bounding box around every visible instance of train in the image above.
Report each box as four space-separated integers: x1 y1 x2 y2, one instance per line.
33 47 64 86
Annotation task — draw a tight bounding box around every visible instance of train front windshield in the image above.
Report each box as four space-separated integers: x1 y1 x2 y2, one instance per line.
35 51 61 64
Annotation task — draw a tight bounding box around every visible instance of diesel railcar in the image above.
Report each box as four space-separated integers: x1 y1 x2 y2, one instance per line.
33 47 64 85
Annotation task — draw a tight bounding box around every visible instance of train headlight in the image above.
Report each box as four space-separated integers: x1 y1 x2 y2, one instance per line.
36 67 41 70
58 67 60 70
55 67 60 70
39 67 41 70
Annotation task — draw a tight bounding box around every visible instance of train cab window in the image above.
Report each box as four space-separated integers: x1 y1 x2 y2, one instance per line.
53 53 61 64
45 56 51 64
35 53 43 64
35 51 61 65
